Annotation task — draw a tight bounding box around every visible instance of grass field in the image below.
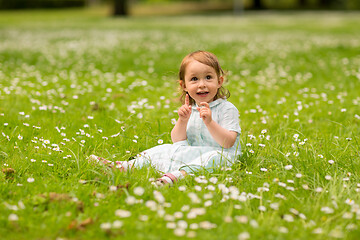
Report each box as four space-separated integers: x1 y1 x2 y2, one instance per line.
1 8 360 240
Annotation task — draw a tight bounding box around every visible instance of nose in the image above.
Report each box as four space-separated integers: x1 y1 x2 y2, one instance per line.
198 79 206 88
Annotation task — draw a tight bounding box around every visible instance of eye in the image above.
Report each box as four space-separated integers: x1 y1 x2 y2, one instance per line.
191 77 198 81
206 75 212 80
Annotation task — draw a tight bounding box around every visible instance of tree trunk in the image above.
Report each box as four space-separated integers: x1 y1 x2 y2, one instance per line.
299 0 307 8
319 0 346 9
319 0 331 8
253 0 264 9
113 0 128 16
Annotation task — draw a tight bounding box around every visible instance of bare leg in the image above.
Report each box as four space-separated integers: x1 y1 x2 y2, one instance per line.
89 155 132 172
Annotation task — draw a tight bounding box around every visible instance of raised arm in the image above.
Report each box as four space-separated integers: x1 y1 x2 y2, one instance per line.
171 94 192 143
197 102 238 148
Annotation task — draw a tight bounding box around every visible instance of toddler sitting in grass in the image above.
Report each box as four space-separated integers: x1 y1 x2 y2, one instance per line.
89 50 241 185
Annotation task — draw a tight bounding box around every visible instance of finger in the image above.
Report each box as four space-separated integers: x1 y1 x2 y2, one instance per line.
178 108 186 116
196 107 201 117
199 102 209 108
198 109 205 119
186 106 192 115
201 108 210 116
180 106 191 117
185 94 190 106
182 108 189 117
198 107 206 114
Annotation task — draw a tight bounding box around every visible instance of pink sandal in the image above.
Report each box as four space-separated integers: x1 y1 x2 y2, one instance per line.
156 171 185 186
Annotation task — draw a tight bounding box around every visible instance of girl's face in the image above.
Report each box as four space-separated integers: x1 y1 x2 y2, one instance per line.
180 60 223 105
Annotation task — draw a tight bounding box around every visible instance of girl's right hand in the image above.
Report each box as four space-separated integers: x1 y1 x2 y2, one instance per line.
178 94 192 122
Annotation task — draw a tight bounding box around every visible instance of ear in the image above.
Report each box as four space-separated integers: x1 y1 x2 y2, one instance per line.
217 76 224 88
179 80 187 91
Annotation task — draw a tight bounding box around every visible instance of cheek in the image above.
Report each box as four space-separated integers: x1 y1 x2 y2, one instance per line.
185 82 195 89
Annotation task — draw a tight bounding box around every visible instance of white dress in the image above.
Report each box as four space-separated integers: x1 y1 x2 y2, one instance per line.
131 98 241 173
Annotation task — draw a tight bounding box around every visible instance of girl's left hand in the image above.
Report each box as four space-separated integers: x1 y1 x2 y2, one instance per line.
197 102 212 125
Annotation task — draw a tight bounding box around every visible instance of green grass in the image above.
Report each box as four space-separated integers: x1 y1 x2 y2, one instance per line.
1 8 360 240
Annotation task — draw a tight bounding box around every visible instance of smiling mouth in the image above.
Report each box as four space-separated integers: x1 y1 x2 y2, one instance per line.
197 92 209 96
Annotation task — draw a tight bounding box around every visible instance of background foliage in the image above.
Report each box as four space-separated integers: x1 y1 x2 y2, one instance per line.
0 0 359 10
0 7 360 240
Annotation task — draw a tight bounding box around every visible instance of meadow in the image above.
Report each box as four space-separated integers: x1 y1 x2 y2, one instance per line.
0 8 360 240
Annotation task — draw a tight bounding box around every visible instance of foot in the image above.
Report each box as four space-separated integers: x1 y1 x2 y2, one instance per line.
88 154 113 166
88 155 133 172
115 161 133 172
155 170 186 186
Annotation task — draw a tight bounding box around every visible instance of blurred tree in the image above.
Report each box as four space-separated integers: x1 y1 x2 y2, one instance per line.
319 0 330 7
299 0 307 7
252 0 264 9
318 0 344 8
233 0 244 14
0 0 85 9
113 0 128 16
